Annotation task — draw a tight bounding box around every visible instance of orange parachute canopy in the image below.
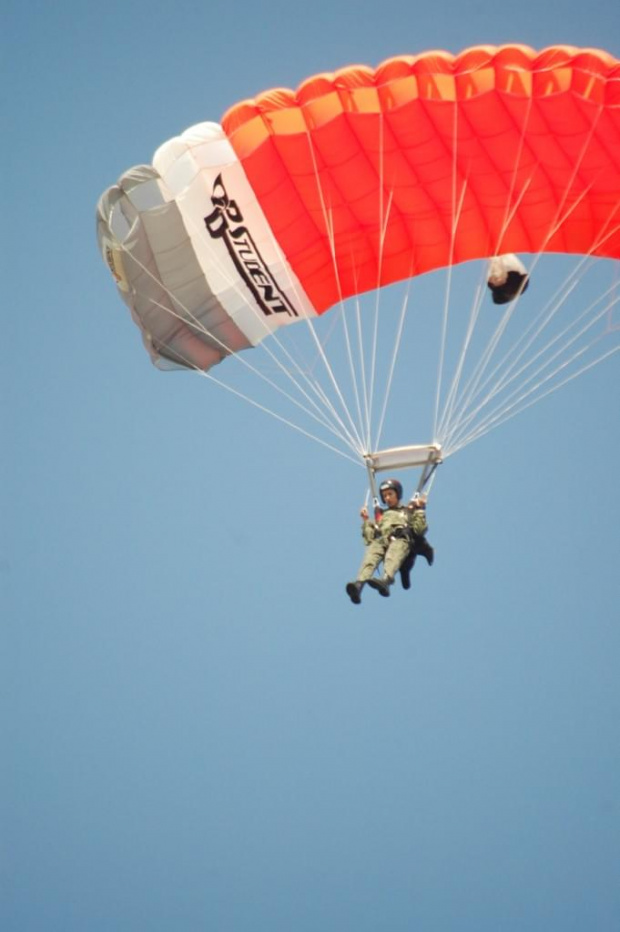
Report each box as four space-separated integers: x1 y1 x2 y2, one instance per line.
98 44 620 373
222 45 620 313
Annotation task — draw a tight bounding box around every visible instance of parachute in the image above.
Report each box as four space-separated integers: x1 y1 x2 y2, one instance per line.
97 45 620 493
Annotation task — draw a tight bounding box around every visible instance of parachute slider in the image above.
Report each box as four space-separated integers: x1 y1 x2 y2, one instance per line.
363 443 443 474
364 444 442 503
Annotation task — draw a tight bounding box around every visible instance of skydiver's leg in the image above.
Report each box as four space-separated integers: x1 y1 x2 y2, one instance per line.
356 540 387 581
382 539 410 581
347 540 387 603
366 539 410 597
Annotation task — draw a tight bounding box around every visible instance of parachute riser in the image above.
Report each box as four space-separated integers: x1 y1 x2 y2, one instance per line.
365 460 381 515
416 460 440 496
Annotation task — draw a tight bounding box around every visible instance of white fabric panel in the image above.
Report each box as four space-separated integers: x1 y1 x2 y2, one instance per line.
153 123 316 344
97 123 316 372
97 168 251 371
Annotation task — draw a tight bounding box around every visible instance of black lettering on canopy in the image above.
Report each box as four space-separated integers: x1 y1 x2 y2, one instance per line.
205 174 298 318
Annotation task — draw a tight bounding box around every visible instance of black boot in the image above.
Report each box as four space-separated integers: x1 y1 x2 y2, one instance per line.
367 576 392 597
346 581 364 605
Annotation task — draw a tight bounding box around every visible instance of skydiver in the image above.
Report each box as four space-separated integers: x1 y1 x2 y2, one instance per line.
487 254 530 305
345 480 434 605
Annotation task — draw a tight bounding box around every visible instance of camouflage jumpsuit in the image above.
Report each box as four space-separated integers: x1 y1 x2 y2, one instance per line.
356 505 428 582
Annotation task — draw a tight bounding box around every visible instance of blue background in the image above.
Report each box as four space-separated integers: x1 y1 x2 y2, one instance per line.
4 2 620 930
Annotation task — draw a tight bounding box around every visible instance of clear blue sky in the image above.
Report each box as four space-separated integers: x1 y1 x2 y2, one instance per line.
4 2 620 931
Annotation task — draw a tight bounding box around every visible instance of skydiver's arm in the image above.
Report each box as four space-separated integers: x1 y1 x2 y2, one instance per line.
406 504 428 536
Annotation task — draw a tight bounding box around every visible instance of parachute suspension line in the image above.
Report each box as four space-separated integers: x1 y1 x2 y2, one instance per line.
438 237 544 449
416 459 440 497
237 258 369 454
442 275 620 456
357 296 373 451
440 163 620 456
351 288 372 452
593 214 620 258
446 274 600 456
464 264 594 413
434 280 487 442
143 293 364 456
435 116 538 447
170 148 369 461
546 101 606 239
433 100 467 440
448 343 620 457
439 261 573 452
337 297 370 455
433 256 456 440
300 301 367 456
368 185 399 452
343 242 373 452
445 280 620 451
472 259 587 400
195 367 364 467
433 181 469 438
496 94 534 254
365 114 392 452
294 292 370 451
439 176 545 445
130 201 362 453
439 98 604 452
183 202 373 457
373 287 411 451
332 264 369 453
111 250 364 464
445 288 620 454
443 280 522 445
178 209 365 453
309 376 359 441
300 127 369 454
118 243 363 457
359 114 386 452
308 214 363 452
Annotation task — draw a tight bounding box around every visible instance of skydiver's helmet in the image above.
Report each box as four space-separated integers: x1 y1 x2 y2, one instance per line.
379 478 403 503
